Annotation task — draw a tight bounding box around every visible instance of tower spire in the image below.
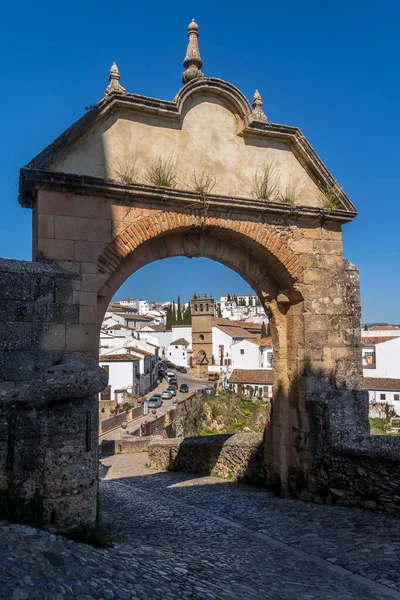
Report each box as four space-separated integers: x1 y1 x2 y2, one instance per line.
182 19 204 85
251 90 268 123
104 62 126 96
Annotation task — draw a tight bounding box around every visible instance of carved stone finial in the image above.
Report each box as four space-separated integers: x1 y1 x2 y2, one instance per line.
251 89 268 123
104 62 126 96
182 19 204 85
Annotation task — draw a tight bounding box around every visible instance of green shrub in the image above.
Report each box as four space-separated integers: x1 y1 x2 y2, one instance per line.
0 490 44 528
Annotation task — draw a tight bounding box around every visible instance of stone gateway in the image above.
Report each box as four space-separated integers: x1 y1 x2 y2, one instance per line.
0 20 399 530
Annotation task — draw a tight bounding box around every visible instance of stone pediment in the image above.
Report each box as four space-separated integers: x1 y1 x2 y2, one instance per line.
19 77 356 216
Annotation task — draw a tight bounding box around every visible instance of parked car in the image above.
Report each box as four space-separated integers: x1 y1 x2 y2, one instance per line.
203 386 216 395
166 372 177 384
176 366 187 373
161 390 173 400
147 397 163 408
167 386 177 396
179 383 189 393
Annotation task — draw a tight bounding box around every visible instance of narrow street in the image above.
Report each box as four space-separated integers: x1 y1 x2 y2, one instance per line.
99 370 209 442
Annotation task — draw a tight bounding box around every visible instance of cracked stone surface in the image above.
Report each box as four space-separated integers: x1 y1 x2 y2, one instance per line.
1 452 400 599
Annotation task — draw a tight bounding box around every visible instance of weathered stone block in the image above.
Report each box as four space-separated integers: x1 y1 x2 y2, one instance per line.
38 239 75 261
38 214 55 239
32 323 66 351
0 273 32 301
74 241 105 262
65 324 97 352
54 216 111 243
3 351 57 381
0 322 32 351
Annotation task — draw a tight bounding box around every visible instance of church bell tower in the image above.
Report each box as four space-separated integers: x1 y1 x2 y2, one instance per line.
190 293 216 375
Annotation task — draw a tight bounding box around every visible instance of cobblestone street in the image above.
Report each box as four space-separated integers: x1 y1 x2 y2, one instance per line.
1 452 400 599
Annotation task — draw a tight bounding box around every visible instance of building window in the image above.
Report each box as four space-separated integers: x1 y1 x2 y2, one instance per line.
380 393 386 400
394 394 400 401
199 334 204 341
363 348 376 368
169 352 171 356
175 346 178 349
240 349 244 355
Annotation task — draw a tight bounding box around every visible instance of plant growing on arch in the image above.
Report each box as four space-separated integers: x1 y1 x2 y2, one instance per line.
249 161 280 202
145 154 178 188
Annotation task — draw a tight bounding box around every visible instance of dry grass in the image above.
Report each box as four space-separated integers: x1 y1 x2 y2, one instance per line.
277 180 305 205
112 154 141 185
249 162 280 202
319 185 342 211
145 154 178 188
186 169 216 195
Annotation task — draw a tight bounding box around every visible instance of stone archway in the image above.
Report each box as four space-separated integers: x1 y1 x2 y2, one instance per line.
8 36 374 527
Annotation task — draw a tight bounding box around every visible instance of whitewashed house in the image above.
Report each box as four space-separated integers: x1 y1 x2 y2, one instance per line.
362 336 400 379
362 378 400 416
99 354 141 400
228 369 274 399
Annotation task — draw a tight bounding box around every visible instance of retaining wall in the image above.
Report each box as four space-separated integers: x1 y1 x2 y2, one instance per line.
148 433 265 483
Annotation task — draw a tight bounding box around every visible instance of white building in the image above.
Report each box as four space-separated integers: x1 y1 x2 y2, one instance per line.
167 338 192 366
118 298 139 309
362 378 400 416
228 369 274 399
362 326 400 338
99 354 141 400
362 336 400 379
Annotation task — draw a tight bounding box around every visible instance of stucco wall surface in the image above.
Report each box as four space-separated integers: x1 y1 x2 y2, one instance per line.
48 97 323 207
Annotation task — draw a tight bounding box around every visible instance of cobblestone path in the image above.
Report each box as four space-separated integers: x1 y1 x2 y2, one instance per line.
1 453 400 600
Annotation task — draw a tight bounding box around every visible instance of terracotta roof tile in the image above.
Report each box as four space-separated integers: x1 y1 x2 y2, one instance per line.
362 337 397 345
248 337 272 346
126 346 154 357
170 338 190 345
215 325 256 339
369 325 400 331
229 369 274 384
362 378 400 391
99 354 138 362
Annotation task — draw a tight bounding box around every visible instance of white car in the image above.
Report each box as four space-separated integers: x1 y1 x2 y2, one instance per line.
161 390 173 400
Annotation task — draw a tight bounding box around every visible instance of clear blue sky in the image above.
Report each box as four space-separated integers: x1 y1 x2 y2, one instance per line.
1 1 399 323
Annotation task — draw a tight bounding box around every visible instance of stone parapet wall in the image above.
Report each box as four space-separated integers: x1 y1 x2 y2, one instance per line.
101 436 158 456
0 355 107 531
306 387 400 518
100 411 127 434
148 433 265 483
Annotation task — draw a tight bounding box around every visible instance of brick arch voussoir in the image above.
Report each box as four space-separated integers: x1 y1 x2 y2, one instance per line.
97 211 303 284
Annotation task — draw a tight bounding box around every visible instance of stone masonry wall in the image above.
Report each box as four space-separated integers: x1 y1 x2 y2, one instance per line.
148 433 265 484
0 258 108 531
0 355 107 530
0 258 80 389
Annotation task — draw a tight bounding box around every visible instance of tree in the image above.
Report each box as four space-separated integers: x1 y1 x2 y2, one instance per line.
218 304 222 317
177 296 182 324
227 293 231 301
260 321 267 338
363 324 369 331
166 304 172 330
183 305 192 325
172 302 176 326
266 322 271 336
